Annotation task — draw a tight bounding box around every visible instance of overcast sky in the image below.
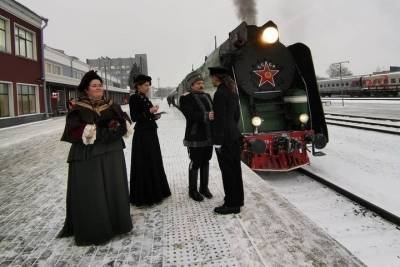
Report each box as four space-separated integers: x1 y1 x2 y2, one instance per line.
18 0 400 87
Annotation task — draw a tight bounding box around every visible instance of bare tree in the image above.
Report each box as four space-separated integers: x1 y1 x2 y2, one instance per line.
326 64 353 78
128 63 141 89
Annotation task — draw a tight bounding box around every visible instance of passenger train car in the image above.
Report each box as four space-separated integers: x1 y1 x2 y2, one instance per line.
318 71 400 97
171 21 328 171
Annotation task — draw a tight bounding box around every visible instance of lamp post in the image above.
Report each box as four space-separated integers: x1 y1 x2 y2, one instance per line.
100 56 110 98
332 61 349 107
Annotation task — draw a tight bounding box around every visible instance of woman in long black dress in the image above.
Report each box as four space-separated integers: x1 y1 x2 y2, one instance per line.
58 70 133 246
129 74 171 206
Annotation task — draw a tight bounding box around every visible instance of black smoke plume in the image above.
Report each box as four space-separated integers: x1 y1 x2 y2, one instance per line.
233 0 257 25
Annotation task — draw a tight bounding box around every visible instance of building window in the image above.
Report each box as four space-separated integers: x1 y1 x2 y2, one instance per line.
0 83 10 117
17 84 37 115
14 26 35 59
391 78 396 84
53 65 61 75
45 62 52 73
0 18 6 52
0 16 11 53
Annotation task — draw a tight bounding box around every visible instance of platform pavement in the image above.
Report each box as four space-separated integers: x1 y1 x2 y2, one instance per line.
0 100 364 266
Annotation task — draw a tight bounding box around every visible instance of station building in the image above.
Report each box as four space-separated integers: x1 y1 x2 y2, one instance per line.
0 0 48 127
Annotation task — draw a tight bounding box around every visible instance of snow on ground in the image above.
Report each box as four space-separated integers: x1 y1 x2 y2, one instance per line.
325 114 400 127
323 100 400 120
0 117 66 149
0 101 363 266
305 125 400 217
259 100 400 266
260 171 400 267
325 120 400 133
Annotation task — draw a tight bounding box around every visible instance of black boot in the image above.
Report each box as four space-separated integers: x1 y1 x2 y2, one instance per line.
199 163 213 199
189 166 204 202
214 205 240 215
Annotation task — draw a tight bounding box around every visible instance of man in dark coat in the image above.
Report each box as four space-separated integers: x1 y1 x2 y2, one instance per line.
180 71 214 201
209 66 244 214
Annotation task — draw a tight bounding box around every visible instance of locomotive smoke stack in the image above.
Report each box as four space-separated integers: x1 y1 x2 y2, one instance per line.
233 0 257 25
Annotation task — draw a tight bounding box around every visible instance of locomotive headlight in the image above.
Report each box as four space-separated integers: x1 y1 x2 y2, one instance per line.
252 116 263 127
262 27 279 44
299 113 310 124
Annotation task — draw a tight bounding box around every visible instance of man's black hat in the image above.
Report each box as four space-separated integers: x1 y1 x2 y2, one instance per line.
78 70 103 92
208 66 232 77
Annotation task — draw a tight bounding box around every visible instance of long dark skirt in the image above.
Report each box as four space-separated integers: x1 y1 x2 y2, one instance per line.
58 149 133 246
130 129 171 206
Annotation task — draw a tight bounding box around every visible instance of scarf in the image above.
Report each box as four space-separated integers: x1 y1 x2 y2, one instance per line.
75 96 113 115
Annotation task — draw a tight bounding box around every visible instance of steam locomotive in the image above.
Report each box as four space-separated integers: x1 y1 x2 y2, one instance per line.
169 20 328 171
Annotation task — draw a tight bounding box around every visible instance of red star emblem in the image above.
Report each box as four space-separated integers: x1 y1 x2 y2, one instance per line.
253 63 279 87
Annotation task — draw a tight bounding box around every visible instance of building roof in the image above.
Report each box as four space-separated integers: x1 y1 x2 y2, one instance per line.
0 0 48 28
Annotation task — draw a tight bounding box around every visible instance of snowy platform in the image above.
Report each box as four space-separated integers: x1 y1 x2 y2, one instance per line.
0 101 363 266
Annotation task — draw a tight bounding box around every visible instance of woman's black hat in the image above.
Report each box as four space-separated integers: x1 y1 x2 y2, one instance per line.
134 74 152 85
77 70 103 92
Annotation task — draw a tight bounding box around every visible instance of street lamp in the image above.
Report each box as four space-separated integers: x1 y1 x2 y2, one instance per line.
332 61 349 106
100 56 111 98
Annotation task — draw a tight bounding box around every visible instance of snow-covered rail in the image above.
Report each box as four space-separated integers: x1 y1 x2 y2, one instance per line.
324 113 400 135
325 113 400 122
297 168 400 226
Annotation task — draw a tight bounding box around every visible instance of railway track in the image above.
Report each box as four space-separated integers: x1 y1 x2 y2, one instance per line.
325 113 400 122
297 168 400 226
324 113 400 135
322 97 400 101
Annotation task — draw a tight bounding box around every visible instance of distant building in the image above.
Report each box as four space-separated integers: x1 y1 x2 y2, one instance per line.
44 45 129 115
87 54 148 89
0 0 48 128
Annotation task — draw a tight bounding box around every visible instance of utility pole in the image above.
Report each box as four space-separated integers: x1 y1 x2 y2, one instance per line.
101 57 109 98
332 61 349 106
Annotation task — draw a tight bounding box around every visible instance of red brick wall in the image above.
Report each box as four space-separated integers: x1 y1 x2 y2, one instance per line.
0 8 44 114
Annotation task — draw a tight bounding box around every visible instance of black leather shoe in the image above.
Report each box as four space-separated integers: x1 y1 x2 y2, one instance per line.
214 205 240 215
